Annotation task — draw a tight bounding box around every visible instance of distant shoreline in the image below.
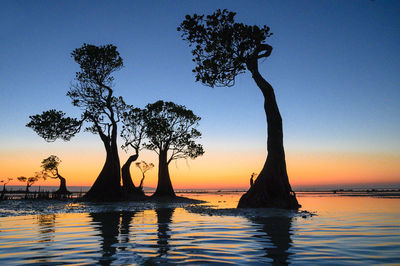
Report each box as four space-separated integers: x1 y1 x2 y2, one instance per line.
2 186 400 199
3 185 400 193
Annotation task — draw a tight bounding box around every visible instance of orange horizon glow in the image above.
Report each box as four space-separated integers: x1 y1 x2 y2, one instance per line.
1 148 399 189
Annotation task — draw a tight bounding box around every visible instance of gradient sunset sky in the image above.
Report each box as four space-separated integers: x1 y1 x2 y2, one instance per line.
1 0 399 190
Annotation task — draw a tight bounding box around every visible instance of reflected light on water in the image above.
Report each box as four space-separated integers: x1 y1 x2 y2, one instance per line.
0 193 399 264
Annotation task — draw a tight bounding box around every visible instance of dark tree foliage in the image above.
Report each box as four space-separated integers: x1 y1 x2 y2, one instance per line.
143 100 204 197
17 173 43 193
27 110 82 142
26 44 127 200
41 155 62 172
121 107 146 153
41 155 71 194
178 9 272 87
179 9 300 209
119 106 147 196
71 44 123 84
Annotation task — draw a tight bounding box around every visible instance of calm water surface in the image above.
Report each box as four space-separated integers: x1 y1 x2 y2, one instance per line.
0 192 399 265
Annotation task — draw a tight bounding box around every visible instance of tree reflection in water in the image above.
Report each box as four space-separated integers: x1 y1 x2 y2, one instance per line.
89 211 137 265
31 214 57 264
119 211 136 251
250 215 293 265
37 214 56 243
89 208 176 264
155 207 175 258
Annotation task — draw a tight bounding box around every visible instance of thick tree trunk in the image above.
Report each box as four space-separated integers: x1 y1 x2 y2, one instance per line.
55 174 71 195
153 150 175 197
121 154 145 197
238 64 300 209
84 142 121 201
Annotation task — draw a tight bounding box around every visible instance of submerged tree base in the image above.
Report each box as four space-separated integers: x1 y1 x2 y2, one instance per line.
238 190 300 209
237 163 301 210
237 181 301 210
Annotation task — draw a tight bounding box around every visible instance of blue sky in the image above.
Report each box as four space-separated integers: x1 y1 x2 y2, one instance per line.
0 0 399 187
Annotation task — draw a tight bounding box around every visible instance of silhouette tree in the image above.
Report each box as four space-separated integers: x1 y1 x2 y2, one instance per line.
120 107 147 197
143 100 204 197
0 178 12 199
41 155 71 195
135 160 154 190
27 44 126 200
179 9 300 209
17 174 42 194
0 178 12 192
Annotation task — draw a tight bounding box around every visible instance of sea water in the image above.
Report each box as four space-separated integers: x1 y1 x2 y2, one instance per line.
0 192 399 264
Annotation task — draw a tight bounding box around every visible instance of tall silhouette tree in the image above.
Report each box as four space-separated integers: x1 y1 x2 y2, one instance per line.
143 100 204 197
179 9 300 209
27 44 126 200
120 107 147 197
41 155 71 195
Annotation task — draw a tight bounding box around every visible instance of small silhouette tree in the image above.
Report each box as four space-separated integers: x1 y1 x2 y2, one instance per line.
17 174 42 194
135 161 154 190
179 9 300 209
143 100 204 197
0 178 13 199
0 178 12 192
27 44 126 200
41 155 71 195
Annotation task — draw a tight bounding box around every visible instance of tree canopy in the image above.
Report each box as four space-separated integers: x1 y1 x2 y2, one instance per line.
121 106 147 154
17 174 42 188
178 9 273 87
41 155 61 178
143 100 204 163
26 43 126 145
27 110 82 142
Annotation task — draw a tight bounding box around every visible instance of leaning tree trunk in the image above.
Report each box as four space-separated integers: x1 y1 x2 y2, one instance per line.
55 174 71 195
238 64 300 209
153 150 175 197
84 140 121 201
121 154 145 197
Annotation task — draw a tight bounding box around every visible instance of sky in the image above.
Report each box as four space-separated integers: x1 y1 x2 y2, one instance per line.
0 0 399 190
